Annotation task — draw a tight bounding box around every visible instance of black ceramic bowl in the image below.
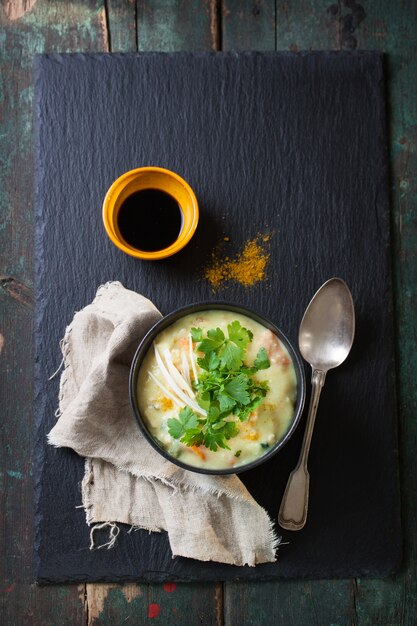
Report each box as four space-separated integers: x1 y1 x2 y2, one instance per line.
129 302 306 475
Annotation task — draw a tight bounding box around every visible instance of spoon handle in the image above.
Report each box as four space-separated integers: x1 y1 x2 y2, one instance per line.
278 369 326 530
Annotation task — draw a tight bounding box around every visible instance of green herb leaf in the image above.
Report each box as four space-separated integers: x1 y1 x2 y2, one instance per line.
217 392 236 413
207 404 220 422
224 373 251 405
222 421 239 439
254 346 271 370
236 394 264 421
219 342 243 370
207 327 225 343
227 320 253 349
179 406 199 428
167 419 184 439
191 327 203 341
197 395 211 412
168 406 198 439
198 337 223 354
235 450 242 458
197 351 220 371
181 429 204 447
203 431 224 451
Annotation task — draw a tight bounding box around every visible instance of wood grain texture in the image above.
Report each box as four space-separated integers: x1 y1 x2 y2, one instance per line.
275 0 339 51
0 1 105 624
222 0 276 50
345 2 417 624
137 0 216 51
225 579 357 626
106 0 137 52
79 582 222 625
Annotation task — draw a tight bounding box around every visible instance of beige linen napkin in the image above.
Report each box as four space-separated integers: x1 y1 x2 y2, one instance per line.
48 281 279 566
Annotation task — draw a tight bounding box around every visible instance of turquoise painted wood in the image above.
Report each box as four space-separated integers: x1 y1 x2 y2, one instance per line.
222 0 276 50
106 0 137 53
137 0 217 51
1 0 416 624
343 2 417 623
0 3 105 623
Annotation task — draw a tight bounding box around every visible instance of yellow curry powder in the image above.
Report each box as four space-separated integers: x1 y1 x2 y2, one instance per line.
205 234 271 289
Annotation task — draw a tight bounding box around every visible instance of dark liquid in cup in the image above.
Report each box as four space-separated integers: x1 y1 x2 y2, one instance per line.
117 189 183 252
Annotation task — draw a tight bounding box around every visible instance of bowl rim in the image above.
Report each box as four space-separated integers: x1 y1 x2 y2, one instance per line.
129 301 306 475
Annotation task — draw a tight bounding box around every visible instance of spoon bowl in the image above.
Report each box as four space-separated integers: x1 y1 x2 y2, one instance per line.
299 278 355 371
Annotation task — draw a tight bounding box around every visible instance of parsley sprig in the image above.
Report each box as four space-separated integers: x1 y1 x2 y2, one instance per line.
167 320 271 452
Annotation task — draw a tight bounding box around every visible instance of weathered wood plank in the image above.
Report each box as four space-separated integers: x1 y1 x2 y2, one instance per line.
0 1 108 624
137 0 216 51
0 290 87 624
222 0 275 50
81 581 222 625
144 582 222 626
106 0 137 52
225 579 356 625
226 0 339 55
0 277 33 309
342 1 417 623
275 0 339 51
84 584 143 625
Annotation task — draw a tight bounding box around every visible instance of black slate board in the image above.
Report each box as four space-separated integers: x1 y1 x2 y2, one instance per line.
34 52 401 583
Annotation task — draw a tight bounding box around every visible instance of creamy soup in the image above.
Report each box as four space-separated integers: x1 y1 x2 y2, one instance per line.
137 310 297 470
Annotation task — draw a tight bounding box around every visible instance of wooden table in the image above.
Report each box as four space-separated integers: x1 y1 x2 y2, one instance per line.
1 2 416 624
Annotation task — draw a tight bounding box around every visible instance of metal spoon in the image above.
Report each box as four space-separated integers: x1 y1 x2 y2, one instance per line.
278 277 355 531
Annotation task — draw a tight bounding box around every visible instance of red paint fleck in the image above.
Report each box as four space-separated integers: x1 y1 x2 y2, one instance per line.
4 583 16 593
148 603 161 618
398 137 407 145
163 582 177 593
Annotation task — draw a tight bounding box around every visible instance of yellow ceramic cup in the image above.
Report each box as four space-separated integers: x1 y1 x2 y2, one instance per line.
102 167 199 260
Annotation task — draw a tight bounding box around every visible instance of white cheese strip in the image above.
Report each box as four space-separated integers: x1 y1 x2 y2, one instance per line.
163 348 195 398
153 343 206 416
181 352 191 387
